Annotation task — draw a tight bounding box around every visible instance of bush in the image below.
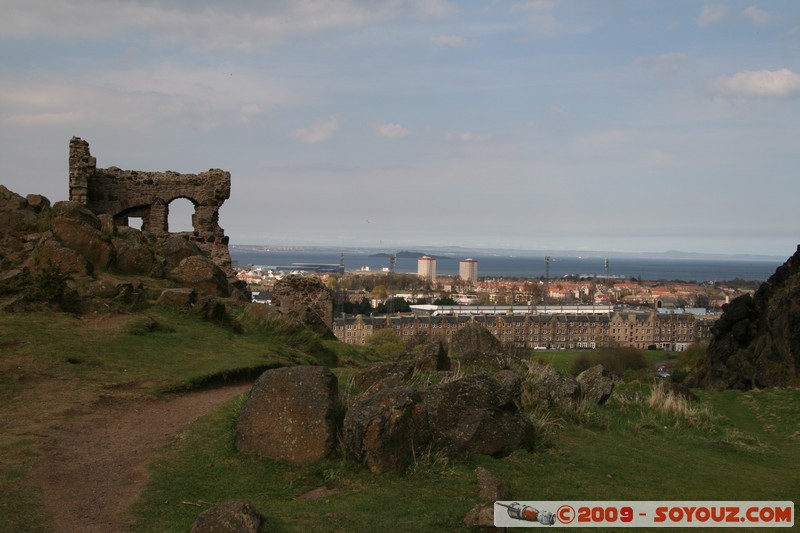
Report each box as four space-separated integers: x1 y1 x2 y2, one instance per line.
365 328 405 356
569 353 595 376
677 342 708 375
569 347 648 378
597 347 648 377
9 263 83 313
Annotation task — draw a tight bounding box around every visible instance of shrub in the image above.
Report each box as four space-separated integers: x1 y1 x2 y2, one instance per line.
569 353 595 376
596 347 648 377
365 328 405 356
677 342 707 375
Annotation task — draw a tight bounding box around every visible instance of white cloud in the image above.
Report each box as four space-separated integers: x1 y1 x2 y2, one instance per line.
375 122 410 138
291 115 341 143
708 68 800 99
0 64 293 130
0 0 455 50
698 5 728 28
431 34 467 47
743 6 770 27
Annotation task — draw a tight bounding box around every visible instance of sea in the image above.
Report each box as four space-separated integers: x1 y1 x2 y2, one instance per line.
230 247 785 283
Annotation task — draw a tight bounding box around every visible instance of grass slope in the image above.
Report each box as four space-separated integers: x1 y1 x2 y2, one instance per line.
132 385 800 532
1 310 798 532
0 307 344 533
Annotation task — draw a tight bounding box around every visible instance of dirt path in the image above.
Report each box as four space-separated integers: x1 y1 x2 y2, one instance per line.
30 384 252 533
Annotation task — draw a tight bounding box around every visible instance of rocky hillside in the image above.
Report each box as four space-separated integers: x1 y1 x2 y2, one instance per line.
0 185 248 312
691 245 800 390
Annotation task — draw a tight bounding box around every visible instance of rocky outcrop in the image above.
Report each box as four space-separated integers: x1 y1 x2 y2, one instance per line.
350 362 414 393
69 136 236 277
424 373 534 457
190 499 264 533
236 366 339 465
171 255 232 298
50 201 115 270
412 340 451 371
343 381 431 474
576 364 614 405
343 367 534 474
157 288 197 310
522 360 581 408
272 275 335 338
449 323 504 361
112 228 160 276
1 179 248 311
692 245 800 390
33 238 92 276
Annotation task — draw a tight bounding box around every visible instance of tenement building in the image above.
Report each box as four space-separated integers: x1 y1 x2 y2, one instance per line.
333 310 713 352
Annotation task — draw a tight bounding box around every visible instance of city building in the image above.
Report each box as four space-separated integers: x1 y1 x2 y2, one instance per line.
333 309 713 352
459 258 478 283
417 256 436 283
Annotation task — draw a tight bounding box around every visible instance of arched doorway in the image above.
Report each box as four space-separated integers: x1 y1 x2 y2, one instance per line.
167 197 196 233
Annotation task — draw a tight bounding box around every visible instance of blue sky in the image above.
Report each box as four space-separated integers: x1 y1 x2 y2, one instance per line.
1 1 799 256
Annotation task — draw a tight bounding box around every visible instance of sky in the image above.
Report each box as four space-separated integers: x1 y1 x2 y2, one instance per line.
1 1 799 257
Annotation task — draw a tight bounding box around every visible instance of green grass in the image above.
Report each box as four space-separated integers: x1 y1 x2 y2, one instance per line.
131 382 800 532
0 307 356 533
2 309 798 532
528 349 670 373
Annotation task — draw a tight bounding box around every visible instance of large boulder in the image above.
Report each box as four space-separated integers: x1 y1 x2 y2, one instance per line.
160 235 205 270
32 237 91 276
692 245 800 389
157 288 197 310
522 361 581 408
112 228 160 276
423 373 534 457
412 341 451 371
0 185 38 231
50 201 115 270
343 381 431 474
190 499 264 533
236 366 339 465
449 324 503 359
25 194 50 214
350 362 414 394
576 364 614 405
272 275 335 338
171 255 232 297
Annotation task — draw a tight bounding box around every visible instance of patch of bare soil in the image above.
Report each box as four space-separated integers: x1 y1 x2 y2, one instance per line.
30 384 252 533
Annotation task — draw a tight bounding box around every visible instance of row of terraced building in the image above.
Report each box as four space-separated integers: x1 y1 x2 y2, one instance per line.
333 311 714 352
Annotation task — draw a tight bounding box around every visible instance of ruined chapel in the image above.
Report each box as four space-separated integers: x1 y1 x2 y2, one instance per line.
68 136 234 275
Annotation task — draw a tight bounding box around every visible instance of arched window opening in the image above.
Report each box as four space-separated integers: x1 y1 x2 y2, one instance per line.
167 198 195 233
128 216 144 230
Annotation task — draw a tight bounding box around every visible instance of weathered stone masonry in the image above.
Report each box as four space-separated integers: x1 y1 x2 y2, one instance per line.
68 137 234 275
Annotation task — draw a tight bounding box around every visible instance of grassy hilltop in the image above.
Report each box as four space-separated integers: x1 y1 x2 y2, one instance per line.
1 307 798 532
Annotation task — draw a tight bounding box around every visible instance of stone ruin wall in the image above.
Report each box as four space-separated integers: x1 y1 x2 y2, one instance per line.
68 137 234 275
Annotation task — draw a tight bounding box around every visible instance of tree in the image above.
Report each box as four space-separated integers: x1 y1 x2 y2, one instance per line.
376 296 412 313
343 297 372 315
371 284 388 300
432 296 456 306
366 328 405 355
